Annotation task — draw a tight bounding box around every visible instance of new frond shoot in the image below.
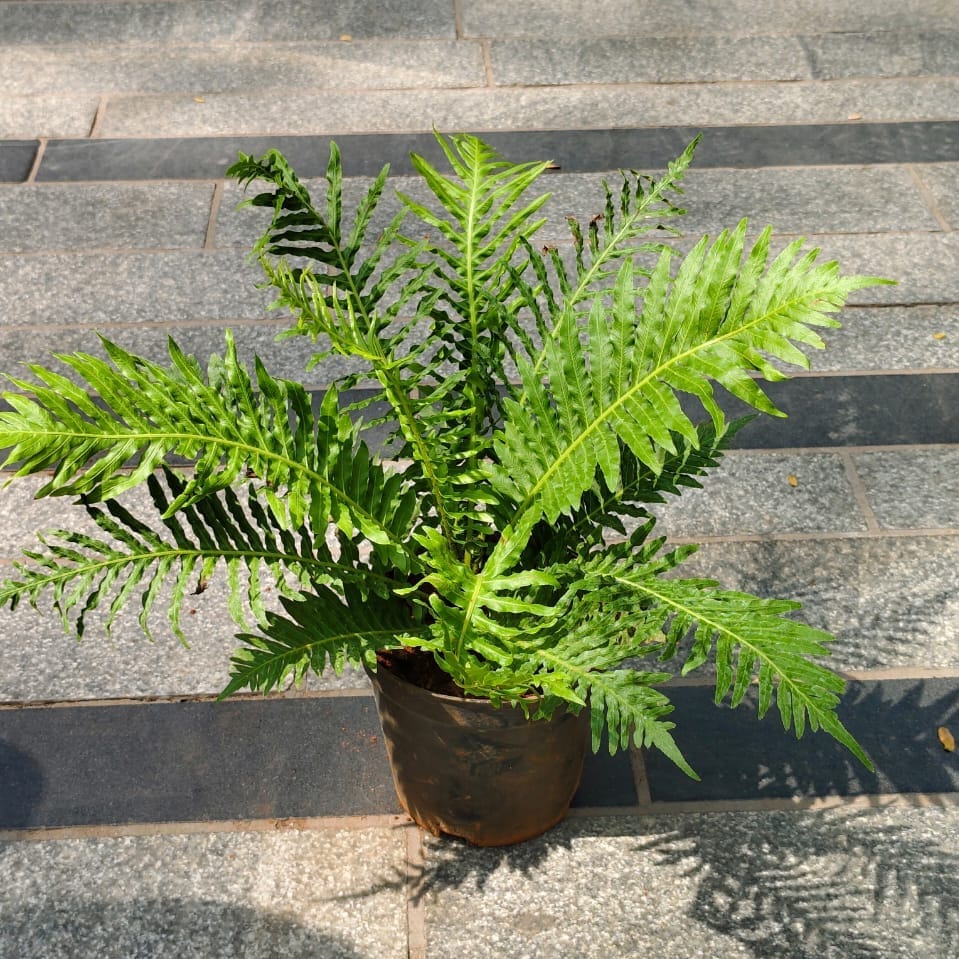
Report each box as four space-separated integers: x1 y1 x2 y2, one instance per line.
0 131 892 776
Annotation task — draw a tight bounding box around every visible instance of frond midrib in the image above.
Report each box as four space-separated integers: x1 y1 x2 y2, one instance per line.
513 286 823 523
10 424 407 549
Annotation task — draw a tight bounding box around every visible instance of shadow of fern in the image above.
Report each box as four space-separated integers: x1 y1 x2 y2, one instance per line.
394 804 959 958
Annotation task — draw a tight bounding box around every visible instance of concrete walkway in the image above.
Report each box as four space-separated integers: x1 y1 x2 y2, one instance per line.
1 2 958 956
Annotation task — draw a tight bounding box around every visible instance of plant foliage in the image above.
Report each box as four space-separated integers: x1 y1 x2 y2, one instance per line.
0 132 891 775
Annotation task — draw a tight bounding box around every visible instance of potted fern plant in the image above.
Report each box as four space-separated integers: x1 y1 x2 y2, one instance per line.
0 133 885 845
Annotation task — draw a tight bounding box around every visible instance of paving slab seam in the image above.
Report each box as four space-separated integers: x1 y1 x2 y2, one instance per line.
0 813 413 845
838 449 883 532
663 527 959 546
4 794 956 847
2 666 956 710
405 826 428 959
907 162 956 230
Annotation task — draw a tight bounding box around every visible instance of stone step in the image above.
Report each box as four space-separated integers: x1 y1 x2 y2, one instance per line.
2 676 958 831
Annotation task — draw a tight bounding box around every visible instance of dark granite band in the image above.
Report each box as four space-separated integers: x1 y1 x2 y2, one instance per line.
2 121 958 183
2 677 956 830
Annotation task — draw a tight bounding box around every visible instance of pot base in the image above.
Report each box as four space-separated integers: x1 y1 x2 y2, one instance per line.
367 653 590 846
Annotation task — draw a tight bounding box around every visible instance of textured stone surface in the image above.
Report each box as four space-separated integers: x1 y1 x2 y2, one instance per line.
0 142 37 184
97 77 959 137
853 448 959 529
680 535 959 670
0 828 408 958
651 452 866 538
0 41 485 95
0 94 98 139
0 182 213 252
0 251 271 326
460 0 959 38
422 807 959 958
804 30 959 79
489 36 810 85
913 162 959 229
538 165 940 239
793 232 959 306
0 0 456 44
1 696 397 827
645 678 959 801
815 306 959 371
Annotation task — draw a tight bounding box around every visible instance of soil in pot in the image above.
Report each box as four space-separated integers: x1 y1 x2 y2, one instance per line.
367 649 590 846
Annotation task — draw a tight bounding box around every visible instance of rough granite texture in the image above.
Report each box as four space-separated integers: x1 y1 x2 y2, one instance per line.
421 807 959 959
0 828 408 959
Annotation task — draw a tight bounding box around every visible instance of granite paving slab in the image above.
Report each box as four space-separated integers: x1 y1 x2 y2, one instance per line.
813 305 959 372
0 827 408 959
488 35 811 85
0 182 214 253
0 40 486 96
681 535 959 670
419 806 959 959
2 678 957 830
94 78 959 138
0 142 36 184
0 0 457 45
912 162 959 229
650 451 867 539
0 94 98 140
0 250 272 326
791 233 959 306
714 373 959 448
852 447 959 529
30 122 959 183
803 29 959 79
458 0 959 38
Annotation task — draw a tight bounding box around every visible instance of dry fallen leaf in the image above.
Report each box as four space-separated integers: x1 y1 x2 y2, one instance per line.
787 474 799 487
193 96 205 103
848 113 864 120
933 332 947 340
340 33 352 42
938 726 956 751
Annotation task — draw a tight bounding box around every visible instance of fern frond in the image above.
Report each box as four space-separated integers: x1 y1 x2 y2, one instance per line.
592 562 873 770
0 335 418 568
222 586 431 697
491 225 892 546
0 468 370 642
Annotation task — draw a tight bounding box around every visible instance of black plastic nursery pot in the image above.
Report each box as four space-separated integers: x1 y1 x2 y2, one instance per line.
366 652 591 846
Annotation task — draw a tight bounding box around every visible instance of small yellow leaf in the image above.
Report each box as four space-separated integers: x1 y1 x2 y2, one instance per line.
933 332 947 340
848 112 864 120
340 33 352 41
193 96 205 103
938 726 956 752
787 474 799 487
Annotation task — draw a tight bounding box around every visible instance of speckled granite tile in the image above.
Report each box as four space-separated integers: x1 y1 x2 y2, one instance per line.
0 251 271 327
677 535 959 670
0 828 407 959
97 77 959 138
912 162 959 229
0 182 213 252
816 305 959 371
651 451 867 538
421 807 959 959
853 447 959 529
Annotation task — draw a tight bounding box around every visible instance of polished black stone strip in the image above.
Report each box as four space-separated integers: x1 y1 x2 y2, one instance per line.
2 373 956 467
645 677 959 803
2 677 954 829
0 140 38 183
32 121 959 182
340 372 959 450
720 372 959 448
0 694 633 830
